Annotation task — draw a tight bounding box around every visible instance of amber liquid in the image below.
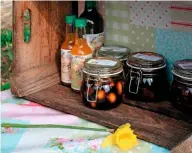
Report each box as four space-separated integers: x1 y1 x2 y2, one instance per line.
71 27 92 92
61 24 75 86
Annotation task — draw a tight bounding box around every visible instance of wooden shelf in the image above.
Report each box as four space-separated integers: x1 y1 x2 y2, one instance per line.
25 84 192 149
124 99 192 123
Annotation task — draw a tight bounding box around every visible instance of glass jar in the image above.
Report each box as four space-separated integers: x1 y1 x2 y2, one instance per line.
170 59 192 114
81 57 124 109
97 45 130 80
124 52 169 102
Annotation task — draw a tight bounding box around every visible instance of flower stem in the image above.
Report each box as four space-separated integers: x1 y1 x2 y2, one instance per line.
1 123 114 133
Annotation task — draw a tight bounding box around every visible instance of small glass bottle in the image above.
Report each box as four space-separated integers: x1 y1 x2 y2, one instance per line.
61 15 76 86
71 18 92 92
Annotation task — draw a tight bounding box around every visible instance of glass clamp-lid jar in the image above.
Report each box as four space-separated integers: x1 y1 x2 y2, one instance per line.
97 45 130 80
124 52 169 102
81 57 124 109
171 59 192 114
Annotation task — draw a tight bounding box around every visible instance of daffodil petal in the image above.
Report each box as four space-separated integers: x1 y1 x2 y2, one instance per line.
101 134 115 148
114 123 138 150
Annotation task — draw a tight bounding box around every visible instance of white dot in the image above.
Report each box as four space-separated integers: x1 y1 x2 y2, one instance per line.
141 32 144 35
146 27 149 30
137 37 140 40
132 42 135 45
142 44 144 46
132 31 135 34
146 38 149 42
151 33 154 37
128 151 132 153
137 146 141 150
152 45 154 48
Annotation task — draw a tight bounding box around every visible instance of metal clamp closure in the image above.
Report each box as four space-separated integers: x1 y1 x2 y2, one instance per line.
86 71 100 102
128 67 142 94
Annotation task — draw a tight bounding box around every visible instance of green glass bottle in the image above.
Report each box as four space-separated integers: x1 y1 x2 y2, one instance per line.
79 1 104 55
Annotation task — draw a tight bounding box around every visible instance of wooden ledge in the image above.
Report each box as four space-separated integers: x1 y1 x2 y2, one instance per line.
25 84 192 149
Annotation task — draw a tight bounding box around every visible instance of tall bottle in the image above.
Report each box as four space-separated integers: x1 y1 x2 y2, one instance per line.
61 15 76 86
79 1 104 56
71 18 92 92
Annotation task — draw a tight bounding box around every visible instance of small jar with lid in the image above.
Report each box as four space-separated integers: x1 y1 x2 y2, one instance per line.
81 57 124 109
124 52 169 102
170 59 192 114
97 45 130 79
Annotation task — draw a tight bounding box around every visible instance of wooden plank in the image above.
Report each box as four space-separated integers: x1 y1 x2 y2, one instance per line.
124 99 192 123
25 84 192 149
11 63 60 97
12 1 71 96
13 1 72 74
171 134 192 153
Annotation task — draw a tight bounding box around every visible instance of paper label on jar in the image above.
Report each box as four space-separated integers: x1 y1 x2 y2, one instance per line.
83 32 104 52
133 53 161 61
61 49 71 84
100 46 127 52
71 54 92 91
87 59 117 66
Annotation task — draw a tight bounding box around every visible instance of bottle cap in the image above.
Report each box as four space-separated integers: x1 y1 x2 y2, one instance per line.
85 1 96 8
65 15 76 24
75 18 87 28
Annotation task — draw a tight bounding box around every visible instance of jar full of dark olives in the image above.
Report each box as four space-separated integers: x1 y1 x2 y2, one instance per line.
171 59 192 114
124 52 169 102
81 57 124 109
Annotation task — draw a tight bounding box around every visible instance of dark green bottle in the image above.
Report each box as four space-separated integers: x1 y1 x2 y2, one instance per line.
79 1 104 54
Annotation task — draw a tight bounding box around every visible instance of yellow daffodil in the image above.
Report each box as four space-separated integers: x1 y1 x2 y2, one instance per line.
101 123 138 150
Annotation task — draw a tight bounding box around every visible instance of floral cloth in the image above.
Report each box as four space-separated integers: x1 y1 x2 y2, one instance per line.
1 90 170 153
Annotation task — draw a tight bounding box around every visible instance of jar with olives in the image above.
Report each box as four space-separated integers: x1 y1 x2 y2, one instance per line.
170 59 192 114
81 57 124 109
97 45 130 80
124 52 169 102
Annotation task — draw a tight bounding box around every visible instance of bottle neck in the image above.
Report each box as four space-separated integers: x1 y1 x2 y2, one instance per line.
85 1 96 11
75 27 86 44
65 23 74 41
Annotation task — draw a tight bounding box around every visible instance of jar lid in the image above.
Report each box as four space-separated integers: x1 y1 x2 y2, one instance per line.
127 52 166 69
172 59 192 80
83 57 123 77
98 45 130 61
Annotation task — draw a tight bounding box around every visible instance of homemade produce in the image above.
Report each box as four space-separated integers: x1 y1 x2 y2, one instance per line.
71 18 92 92
61 15 76 86
170 59 192 114
81 57 124 109
124 52 169 102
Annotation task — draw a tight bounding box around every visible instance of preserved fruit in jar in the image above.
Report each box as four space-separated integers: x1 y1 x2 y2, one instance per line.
81 57 124 109
170 59 192 114
124 52 169 102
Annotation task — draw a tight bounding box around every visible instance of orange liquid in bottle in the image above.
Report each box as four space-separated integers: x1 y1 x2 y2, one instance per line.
61 15 76 86
71 18 92 92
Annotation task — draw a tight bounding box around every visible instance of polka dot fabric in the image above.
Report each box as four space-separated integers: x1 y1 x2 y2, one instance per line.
104 1 155 52
130 1 171 29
